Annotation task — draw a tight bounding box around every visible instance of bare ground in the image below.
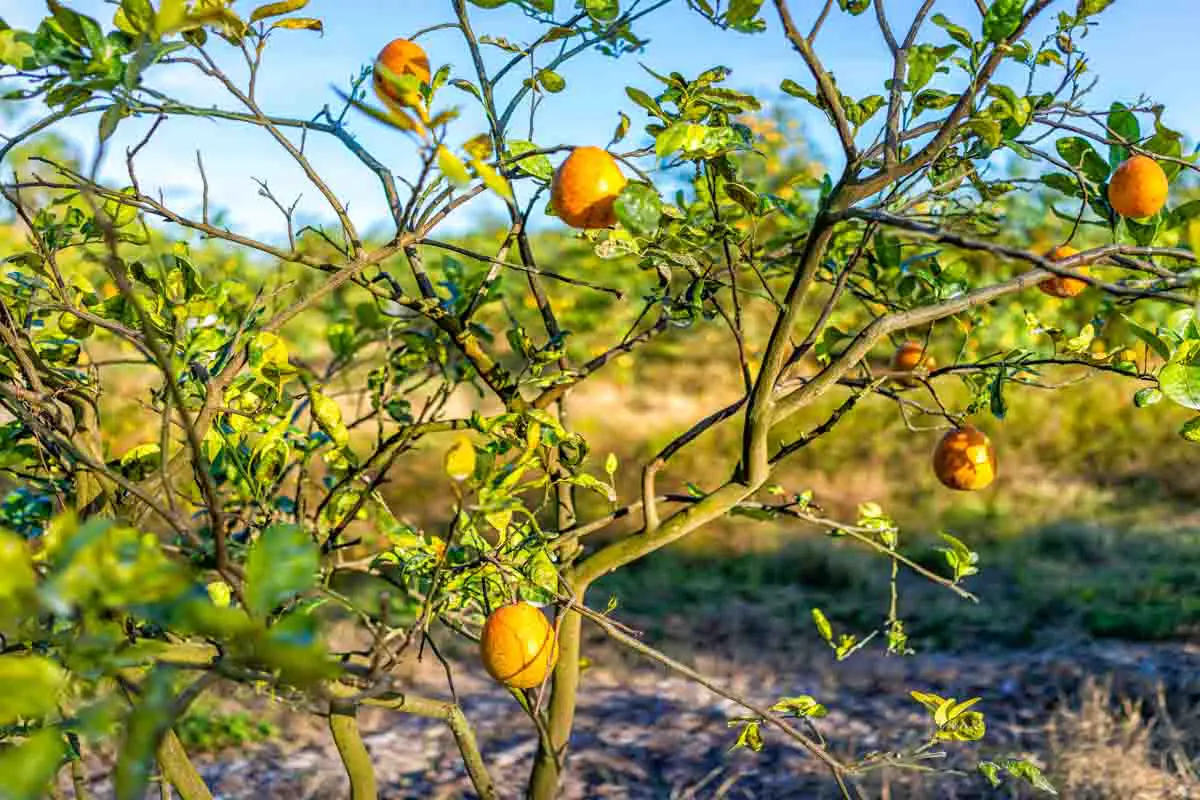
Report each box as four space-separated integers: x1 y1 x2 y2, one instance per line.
71 638 1200 799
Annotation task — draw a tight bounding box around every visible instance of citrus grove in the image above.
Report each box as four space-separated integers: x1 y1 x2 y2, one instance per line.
0 0 1198 798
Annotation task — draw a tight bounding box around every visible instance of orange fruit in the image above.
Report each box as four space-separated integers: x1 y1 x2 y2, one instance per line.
933 425 996 491
550 146 627 229
1039 245 1088 298
1107 154 1168 219
892 341 935 374
480 602 558 689
374 38 430 108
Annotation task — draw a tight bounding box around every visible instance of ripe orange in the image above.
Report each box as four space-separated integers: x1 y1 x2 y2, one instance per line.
480 602 558 689
374 38 430 108
892 341 935 374
550 146 627 229
933 425 996 491
1039 245 1088 298
1107 154 1168 219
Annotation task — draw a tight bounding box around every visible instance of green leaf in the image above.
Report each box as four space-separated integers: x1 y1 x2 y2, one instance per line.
535 68 566 93
0 655 66 725
727 0 764 27
611 111 631 145
506 140 553 181
1055 136 1110 184
1106 102 1140 169
0 29 35 68
1076 0 1114 19
1121 314 1170 361
625 86 664 118
244 524 318 618
527 549 558 593
0 529 35 626
811 607 833 643
0 729 66 800
907 45 939 92
1181 417 1200 442
1159 360 1200 410
99 103 129 143
584 0 620 22
613 182 662 235
120 0 156 33
770 695 828 718
730 720 763 751
450 78 483 101
249 0 309 23
248 332 295 384
724 181 758 214
933 13 974 48
978 761 1004 788
1041 172 1083 199
1134 387 1162 408
982 0 1025 43
1000 758 1058 794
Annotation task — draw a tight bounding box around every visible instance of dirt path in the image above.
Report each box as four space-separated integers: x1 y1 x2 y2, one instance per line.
116 640 1200 799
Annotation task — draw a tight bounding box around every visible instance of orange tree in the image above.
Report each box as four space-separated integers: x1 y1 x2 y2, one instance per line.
0 0 1197 797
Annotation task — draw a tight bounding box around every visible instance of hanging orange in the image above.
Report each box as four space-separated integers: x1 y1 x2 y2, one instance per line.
374 38 431 108
480 602 559 689
892 341 935 373
1107 154 1168 219
933 425 997 491
1039 245 1088 298
550 146 627 229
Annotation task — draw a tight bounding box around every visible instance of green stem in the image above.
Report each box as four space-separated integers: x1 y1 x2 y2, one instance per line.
156 730 213 800
447 706 499 800
528 588 585 800
329 704 377 800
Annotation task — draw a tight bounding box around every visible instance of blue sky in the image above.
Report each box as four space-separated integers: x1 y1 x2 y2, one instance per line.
1 0 1197 242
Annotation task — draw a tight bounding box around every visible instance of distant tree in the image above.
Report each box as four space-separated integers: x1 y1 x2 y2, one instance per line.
0 1 1195 798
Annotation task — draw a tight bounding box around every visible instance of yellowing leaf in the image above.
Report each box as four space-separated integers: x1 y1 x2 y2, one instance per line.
0 655 66 725
309 386 348 449
250 0 309 23
485 510 512 537
270 17 323 32
206 580 232 608
471 158 513 202
444 435 476 482
438 146 471 186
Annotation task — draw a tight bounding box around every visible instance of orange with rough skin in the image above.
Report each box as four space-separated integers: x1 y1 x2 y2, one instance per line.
551 146 627 229
1107 155 1169 219
1039 245 1088 298
480 602 559 689
933 425 997 491
374 38 431 108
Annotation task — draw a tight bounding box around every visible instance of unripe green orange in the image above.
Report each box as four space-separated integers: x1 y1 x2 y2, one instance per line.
1107 155 1168 219
550 146 626 229
480 602 558 689
58 311 93 339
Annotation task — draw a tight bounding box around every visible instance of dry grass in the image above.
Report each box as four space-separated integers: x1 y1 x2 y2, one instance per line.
1046 678 1199 800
